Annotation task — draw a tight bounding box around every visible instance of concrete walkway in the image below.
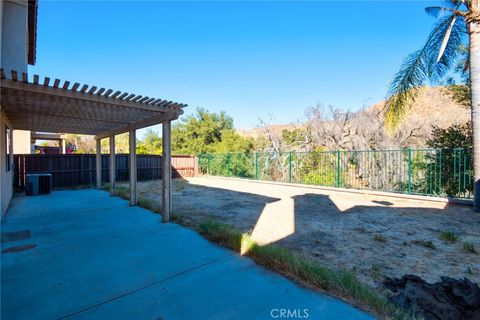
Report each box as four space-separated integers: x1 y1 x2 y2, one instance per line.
1 189 372 320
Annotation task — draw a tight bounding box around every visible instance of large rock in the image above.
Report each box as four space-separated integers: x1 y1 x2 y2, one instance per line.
384 275 480 320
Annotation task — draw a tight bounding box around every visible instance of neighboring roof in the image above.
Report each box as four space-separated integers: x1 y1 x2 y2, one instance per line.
0 69 186 138
28 0 38 65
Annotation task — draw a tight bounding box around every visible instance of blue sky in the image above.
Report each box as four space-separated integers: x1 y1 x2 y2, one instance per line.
30 1 437 137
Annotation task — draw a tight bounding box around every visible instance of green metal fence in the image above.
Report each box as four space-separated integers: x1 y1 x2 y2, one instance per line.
198 148 474 198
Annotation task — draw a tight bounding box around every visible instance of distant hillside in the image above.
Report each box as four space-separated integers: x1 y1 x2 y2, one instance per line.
369 86 469 128
238 124 298 139
239 87 470 146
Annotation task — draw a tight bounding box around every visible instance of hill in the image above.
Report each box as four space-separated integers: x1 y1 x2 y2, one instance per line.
239 86 470 148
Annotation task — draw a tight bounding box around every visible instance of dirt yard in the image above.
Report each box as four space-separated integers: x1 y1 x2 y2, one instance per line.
123 177 480 289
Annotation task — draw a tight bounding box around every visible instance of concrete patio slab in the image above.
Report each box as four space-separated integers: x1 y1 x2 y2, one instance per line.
1 189 372 320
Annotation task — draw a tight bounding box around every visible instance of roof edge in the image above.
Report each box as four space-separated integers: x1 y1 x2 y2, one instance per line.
27 0 38 65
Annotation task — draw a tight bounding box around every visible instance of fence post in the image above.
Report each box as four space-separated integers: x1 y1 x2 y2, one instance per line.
407 148 412 194
194 155 199 176
438 149 442 194
288 151 292 183
227 153 231 177
461 149 465 191
255 152 259 180
80 154 84 185
207 154 211 175
453 149 457 195
336 150 341 187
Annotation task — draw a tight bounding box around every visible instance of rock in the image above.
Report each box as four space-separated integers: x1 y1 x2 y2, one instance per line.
384 274 480 320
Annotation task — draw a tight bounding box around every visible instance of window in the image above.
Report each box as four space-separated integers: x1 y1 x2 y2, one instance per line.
5 126 11 172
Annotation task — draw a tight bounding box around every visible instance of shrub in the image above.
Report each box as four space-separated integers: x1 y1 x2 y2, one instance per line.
302 172 336 186
412 240 436 250
439 230 457 243
374 234 387 242
463 242 477 254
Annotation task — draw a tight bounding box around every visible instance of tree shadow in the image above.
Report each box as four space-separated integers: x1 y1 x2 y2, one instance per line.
272 192 479 281
287 192 477 243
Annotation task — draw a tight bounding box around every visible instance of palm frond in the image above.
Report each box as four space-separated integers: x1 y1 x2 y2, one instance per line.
443 0 465 9
385 48 429 129
453 44 470 83
430 13 465 81
385 13 466 129
425 6 453 18
437 15 457 62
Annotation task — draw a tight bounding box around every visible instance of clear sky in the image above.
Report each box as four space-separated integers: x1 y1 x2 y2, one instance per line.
30 0 437 137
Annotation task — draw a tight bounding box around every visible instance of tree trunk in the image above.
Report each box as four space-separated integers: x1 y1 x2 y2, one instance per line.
469 0 480 211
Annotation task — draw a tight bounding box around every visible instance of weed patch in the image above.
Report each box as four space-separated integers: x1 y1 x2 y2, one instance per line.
439 230 457 243
463 242 477 254
374 234 387 242
412 239 436 250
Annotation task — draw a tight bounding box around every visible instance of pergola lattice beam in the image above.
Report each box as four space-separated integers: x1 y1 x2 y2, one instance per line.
0 69 187 136
94 110 182 140
1 76 185 112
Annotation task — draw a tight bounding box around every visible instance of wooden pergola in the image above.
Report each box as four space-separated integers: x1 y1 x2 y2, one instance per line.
0 69 187 222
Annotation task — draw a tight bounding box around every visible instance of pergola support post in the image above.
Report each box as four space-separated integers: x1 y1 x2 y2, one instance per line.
109 135 116 196
162 120 172 222
9 128 13 170
60 139 66 154
96 139 102 188
129 129 137 206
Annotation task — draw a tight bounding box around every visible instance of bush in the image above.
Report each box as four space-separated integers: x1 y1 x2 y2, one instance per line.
439 230 457 243
426 123 473 197
302 172 336 186
463 242 477 254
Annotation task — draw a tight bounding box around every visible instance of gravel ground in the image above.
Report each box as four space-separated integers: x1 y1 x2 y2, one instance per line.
125 176 480 289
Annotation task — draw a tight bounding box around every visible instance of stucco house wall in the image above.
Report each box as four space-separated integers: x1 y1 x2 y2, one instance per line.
1 0 28 75
0 0 29 216
0 112 14 217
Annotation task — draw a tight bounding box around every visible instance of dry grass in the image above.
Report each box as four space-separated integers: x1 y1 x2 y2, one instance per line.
197 220 420 320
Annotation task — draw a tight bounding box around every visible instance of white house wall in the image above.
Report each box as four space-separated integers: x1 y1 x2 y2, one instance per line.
0 0 28 74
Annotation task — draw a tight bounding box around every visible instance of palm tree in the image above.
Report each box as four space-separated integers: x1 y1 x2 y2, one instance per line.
385 0 480 211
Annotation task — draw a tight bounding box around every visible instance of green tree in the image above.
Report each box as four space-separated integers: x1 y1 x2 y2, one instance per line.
427 122 473 149
137 129 162 155
446 84 471 108
426 123 473 197
177 109 257 177
384 1 480 210
281 128 306 149
100 133 129 153
172 108 253 154
212 129 255 153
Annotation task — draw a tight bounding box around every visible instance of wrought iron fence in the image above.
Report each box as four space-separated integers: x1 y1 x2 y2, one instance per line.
198 148 474 198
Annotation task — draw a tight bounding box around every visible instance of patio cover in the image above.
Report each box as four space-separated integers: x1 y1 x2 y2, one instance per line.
0 68 186 222
0 69 186 138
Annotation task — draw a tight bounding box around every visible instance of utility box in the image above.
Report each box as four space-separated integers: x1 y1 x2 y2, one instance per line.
26 174 52 195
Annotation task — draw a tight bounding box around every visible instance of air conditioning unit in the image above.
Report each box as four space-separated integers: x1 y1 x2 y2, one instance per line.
26 174 52 195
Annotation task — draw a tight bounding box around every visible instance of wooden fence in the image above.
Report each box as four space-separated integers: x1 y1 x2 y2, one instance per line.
13 154 197 190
